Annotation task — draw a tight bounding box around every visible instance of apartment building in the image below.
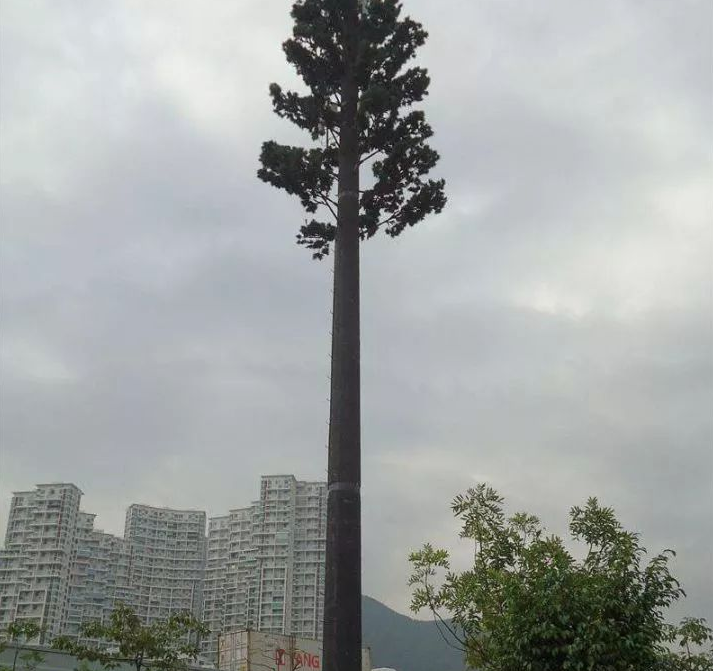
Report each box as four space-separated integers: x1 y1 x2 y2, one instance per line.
124 504 207 624
222 507 256 639
0 476 326 661
64 513 131 641
201 516 231 660
251 476 327 639
201 476 327 661
0 484 82 640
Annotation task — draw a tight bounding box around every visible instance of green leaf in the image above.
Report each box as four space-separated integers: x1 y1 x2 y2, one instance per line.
409 484 710 670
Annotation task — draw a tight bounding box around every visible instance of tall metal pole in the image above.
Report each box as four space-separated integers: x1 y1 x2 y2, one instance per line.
322 0 362 669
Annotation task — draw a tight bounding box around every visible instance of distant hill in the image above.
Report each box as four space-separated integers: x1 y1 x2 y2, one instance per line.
363 595 466 671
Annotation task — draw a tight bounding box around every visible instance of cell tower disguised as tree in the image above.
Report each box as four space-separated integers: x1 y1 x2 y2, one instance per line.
258 1 445 668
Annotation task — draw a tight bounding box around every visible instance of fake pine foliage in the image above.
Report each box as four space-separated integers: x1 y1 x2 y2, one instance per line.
258 0 446 258
409 485 713 671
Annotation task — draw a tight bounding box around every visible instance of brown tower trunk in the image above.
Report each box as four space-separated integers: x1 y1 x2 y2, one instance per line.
322 1 362 670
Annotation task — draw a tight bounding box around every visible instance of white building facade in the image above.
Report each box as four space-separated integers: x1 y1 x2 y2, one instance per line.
202 514 230 657
0 476 326 660
64 512 132 641
124 504 207 624
0 484 83 640
201 476 327 661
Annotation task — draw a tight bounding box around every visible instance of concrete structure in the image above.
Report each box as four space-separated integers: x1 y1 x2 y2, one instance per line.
217 630 371 671
1 476 326 662
0 484 82 640
202 515 231 660
124 504 207 624
64 513 131 641
0 486 207 640
201 476 327 661
287 478 327 639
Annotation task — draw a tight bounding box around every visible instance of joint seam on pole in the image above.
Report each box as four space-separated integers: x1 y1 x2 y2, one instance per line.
328 482 361 493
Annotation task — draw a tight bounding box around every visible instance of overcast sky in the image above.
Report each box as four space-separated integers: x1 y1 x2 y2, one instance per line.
1 0 711 623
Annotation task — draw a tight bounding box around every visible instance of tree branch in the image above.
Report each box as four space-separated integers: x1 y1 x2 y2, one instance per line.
317 194 338 220
327 127 340 145
422 572 468 652
314 188 338 208
432 610 468 653
376 212 399 228
358 148 383 165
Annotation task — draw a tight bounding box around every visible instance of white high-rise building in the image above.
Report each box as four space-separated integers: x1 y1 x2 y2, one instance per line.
288 478 327 639
0 476 326 660
222 507 256 638
124 504 207 624
201 476 327 661
0 484 82 640
64 512 131 641
202 514 230 657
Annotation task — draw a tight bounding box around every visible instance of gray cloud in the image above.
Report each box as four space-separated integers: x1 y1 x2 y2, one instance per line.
1 0 711 625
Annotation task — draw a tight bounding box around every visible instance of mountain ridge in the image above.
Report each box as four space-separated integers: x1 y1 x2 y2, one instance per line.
363 595 465 671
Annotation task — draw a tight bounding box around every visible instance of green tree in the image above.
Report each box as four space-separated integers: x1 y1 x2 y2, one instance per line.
409 484 713 671
0 621 44 671
661 618 713 671
52 603 208 671
258 2 445 668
